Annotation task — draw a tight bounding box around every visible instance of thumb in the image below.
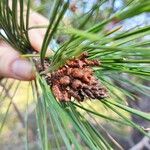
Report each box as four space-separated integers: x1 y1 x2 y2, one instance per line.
0 42 35 81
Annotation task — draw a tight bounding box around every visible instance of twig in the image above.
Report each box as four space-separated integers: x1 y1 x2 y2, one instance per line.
130 133 150 150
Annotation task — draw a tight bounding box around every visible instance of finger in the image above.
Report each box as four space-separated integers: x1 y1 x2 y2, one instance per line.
28 12 54 56
0 42 35 80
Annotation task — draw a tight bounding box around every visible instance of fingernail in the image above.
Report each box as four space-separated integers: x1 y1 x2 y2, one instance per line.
11 59 35 80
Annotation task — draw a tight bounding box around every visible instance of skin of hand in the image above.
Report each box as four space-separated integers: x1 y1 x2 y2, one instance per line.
0 12 52 81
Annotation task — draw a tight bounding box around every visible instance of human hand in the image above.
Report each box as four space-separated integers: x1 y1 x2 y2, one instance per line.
0 12 52 81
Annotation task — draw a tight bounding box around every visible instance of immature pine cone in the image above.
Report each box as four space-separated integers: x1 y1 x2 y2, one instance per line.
50 52 108 102
36 53 108 102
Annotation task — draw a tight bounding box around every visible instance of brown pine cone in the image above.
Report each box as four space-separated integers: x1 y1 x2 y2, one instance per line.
36 52 108 102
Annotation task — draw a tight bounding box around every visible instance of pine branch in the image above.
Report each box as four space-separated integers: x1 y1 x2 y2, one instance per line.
0 0 150 149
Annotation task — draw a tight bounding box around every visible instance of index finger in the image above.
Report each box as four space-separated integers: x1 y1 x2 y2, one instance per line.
28 12 54 56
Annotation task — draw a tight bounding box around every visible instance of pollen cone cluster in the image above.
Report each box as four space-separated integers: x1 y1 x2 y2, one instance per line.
36 53 108 102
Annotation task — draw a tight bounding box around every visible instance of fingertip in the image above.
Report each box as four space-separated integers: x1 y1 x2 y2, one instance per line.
10 59 35 81
28 29 54 56
0 45 35 81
